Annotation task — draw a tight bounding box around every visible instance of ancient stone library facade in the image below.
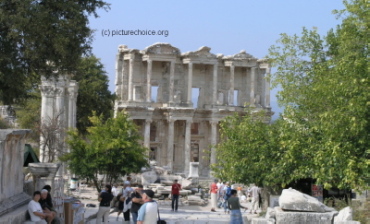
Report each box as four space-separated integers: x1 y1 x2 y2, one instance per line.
114 43 272 177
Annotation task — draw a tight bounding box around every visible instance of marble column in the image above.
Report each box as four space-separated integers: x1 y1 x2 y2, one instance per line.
210 120 218 176
250 67 256 106
67 80 78 129
213 63 218 105
128 58 134 101
187 62 193 105
184 120 192 175
169 60 175 104
144 119 151 149
228 64 235 105
167 119 175 170
39 78 55 163
265 67 271 108
114 54 122 97
146 60 152 103
121 60 127 101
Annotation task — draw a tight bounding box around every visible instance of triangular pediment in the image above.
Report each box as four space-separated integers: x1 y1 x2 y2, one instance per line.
143 43 181 55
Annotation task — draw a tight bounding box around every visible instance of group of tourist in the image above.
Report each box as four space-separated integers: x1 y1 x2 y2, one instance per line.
97 177 164 224
210 179 261 224
28 185 59 224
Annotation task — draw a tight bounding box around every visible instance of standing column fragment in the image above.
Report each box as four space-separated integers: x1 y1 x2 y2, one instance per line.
184 120 192 176
146 60 152 103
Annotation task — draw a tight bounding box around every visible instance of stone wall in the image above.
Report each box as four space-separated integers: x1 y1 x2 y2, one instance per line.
0 129 31 217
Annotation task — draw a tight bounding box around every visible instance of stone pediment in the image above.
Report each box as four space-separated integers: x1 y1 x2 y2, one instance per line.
143 43 181 56
223 50 256 60
182 46 217 60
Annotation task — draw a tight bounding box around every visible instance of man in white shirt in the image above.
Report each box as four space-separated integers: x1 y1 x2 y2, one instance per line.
112 184 119 197
137 190 158 224
248 185 260 214
28 191 48 224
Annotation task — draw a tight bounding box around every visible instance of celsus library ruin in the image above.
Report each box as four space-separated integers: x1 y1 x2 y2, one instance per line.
114 43 273 177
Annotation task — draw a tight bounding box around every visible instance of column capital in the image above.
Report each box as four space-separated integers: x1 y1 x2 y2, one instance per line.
209 120 219 126
167 118 175 123
186 119 193 125
145 119 152 124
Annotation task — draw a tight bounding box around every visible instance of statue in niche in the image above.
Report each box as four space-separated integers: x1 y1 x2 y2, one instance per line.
162 62 169 75
254 94 261 106
218 92 224 105
173 90 182 103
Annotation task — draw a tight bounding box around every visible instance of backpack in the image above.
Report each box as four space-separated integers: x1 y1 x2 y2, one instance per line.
225 186 232 199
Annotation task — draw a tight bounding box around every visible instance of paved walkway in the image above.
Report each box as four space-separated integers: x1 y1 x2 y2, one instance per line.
72 186 260 224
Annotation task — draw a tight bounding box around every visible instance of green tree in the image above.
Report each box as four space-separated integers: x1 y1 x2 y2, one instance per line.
212 111 278 187
212 0 369 191
73 56 115 135
62 112 149 192
0 0 109 105
268 0 369 190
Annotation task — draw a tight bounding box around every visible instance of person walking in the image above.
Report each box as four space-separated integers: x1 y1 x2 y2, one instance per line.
248 185 260 214
137 190 158 224
171 179 182 212
228 189 244 224
209 179 218 212
122 181 134 224
131 185 144 224
223 182 232 214
96 185 114 224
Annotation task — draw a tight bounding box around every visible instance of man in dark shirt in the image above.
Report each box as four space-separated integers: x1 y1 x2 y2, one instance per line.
130 184 144 224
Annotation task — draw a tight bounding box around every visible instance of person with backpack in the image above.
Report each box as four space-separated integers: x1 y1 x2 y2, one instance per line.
121 181 134 224
96 185 114 224
223 182 232 214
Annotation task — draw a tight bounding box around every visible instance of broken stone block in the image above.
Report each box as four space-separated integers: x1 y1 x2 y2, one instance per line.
334 221 360 224
251 217 275 224
334 206 353 222
187 195 206 205
274 207 337 224
279 188 335 212
265 207 276 220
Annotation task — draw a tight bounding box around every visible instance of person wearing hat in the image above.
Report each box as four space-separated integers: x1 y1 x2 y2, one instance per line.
39 189 57 224
137 189 158 224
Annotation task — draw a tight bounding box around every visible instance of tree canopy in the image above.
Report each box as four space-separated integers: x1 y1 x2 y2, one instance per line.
0 0 109 104
212 0 369 190
73 55 115 135
62 112 149 192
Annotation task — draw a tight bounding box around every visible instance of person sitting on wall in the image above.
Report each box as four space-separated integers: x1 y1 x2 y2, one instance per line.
28 191 48 224
39 189 57 224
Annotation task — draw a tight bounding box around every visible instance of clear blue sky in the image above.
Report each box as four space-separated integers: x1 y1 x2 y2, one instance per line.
88 0 345 119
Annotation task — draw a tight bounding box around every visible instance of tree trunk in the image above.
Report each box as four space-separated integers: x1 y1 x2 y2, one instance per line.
92 177 101 193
